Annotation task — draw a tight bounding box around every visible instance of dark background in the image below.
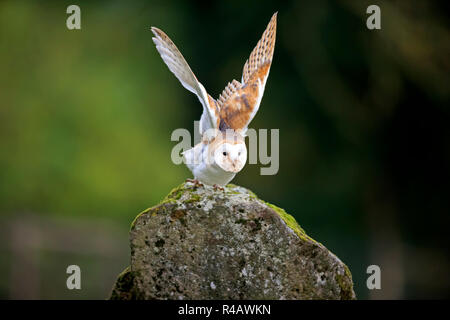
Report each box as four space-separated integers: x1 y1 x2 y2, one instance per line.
0 0 449 299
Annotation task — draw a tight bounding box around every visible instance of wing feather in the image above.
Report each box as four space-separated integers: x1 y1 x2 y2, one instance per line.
151 27 220 134
217 12 277 133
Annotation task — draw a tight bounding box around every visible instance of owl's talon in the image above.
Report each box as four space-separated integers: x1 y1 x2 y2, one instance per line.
186 178 204 188
213 184 224 191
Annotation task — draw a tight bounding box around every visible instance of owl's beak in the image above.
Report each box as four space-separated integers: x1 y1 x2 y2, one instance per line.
230 160 243 173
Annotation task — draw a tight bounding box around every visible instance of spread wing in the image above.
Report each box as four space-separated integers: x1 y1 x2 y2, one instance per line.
217 12 277 133
151 27 220 135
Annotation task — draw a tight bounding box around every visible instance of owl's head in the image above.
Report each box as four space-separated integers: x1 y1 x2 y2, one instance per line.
213 130 247 173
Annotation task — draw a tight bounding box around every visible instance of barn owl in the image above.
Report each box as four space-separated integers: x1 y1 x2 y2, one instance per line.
151 12 277 186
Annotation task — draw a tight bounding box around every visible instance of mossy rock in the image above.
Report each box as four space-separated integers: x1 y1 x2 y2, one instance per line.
110 181 356 300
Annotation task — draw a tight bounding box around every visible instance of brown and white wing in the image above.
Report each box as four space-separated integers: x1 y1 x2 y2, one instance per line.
217 12 277 133
151 27 220 134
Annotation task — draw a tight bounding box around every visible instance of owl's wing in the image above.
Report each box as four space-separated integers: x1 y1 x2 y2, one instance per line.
217 12 277 134
151 27 220 135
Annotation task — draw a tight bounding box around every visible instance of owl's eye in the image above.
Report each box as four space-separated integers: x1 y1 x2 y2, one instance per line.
223 152 227 156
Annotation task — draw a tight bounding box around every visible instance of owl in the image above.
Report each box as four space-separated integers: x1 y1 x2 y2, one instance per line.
151 12 277 186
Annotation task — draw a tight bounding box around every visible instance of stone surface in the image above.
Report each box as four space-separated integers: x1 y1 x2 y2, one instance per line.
110 181 356 300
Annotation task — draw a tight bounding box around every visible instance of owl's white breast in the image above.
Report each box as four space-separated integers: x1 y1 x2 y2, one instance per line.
183 142 236 186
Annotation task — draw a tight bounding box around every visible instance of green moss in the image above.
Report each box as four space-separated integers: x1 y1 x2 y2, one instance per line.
130 207 151 231
185 193 201 203
109 266 136 300
165 183 187 201
246 190 258 198
335 265 355 299
130 182 189 230
227 184 258 198
264 201 318 244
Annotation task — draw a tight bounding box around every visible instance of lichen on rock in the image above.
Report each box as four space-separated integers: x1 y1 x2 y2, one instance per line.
110 181 356 300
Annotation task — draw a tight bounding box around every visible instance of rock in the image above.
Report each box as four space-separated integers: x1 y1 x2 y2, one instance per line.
110 181 356 300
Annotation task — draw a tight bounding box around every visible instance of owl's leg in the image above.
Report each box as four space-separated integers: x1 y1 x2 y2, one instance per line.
213 184 224 191
186 178 204 188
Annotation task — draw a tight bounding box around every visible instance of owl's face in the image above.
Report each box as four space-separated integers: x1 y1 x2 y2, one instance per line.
214 142 247 173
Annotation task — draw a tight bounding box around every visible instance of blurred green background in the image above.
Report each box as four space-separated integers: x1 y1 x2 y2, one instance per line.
1 0 449 299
